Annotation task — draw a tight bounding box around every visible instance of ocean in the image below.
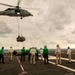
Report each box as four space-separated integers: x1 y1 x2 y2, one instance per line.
4 48 75 53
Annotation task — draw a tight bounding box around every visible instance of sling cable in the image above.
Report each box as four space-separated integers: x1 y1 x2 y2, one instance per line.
16 17 26 42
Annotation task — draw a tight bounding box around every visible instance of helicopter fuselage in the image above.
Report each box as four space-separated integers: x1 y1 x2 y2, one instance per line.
0 8 33 19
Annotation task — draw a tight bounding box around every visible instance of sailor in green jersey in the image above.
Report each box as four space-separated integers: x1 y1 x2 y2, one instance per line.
20 47 26 61
43 45 49 64
0 47 5 63
28 48 31 61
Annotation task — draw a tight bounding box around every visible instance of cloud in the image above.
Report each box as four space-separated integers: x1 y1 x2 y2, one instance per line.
50 6 69 30
66 39 75 44
28 0 72 34
0 0 75 48
64 33 75 44
0 21 12 36
24 0 72 46
72 29 75 34
24 0 40 7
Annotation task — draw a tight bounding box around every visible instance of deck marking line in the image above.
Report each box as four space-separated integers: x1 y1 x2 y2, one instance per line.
16 56 27 74
48 55 75 62
49 61 75 72
39 57 75 72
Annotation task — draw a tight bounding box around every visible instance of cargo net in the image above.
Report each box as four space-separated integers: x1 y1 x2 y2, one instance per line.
16 18 26 42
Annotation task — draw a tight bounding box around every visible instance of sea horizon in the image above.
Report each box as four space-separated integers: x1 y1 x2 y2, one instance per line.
4 48 75 53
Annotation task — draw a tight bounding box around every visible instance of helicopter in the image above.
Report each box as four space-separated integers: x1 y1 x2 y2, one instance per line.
0 0 33 19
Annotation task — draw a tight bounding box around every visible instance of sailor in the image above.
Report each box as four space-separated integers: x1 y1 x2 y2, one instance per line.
20 47 26 61
30 47 36 64
28 48 31 61
55 44 62 65
39 48 43 60
9 47 13 61
35 47 39 60
67 46 71 63
43 45 49 64
0 47 5 63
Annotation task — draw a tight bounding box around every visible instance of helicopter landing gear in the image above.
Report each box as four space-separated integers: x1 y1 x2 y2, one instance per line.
20 17 23 19
31 14 33 16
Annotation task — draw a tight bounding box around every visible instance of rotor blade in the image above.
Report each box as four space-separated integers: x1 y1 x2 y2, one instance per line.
0 2 15 7
17 0 22 6
23 8 40 10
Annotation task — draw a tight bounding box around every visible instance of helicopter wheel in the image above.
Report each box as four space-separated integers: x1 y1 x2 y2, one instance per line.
20 17 23 19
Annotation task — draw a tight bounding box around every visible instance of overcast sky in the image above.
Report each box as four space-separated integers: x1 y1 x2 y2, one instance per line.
0 0 75 49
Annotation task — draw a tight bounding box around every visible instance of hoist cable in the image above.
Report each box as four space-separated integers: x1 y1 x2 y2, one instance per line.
17 17 22 36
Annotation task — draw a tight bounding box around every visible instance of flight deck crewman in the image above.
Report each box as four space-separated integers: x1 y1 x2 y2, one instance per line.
39 48 43 60
28 48 31 61
9 46 13 61
30 47 36 64
35 47 39 60
20 47 26 61
67 46 71 63
0 47 5 63
43 45 49 64
55 44 62 65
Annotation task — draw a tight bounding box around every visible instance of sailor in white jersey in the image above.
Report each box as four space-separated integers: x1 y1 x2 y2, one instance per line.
67 46 71 63
9 47 13 61
55 44 62 65
30 47 36 64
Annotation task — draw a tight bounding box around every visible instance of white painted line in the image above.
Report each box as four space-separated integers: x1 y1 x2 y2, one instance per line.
16 56 27 74
48 55 56 60
39 57 75 72
48 55 75 62
61 57 75 62
49 61 75 72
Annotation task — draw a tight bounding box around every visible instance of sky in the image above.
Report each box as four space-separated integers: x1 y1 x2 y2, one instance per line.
0 0 75 49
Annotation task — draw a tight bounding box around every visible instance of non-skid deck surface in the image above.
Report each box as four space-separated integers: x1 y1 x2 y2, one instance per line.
0 53 75 75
